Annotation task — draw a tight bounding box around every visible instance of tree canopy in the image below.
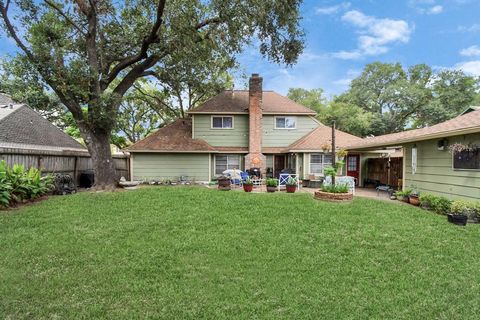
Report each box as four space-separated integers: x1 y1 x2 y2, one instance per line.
0 0 305 188
289 62 480 137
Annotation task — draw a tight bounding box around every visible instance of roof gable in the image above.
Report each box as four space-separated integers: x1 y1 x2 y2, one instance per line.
289 124 363 151
0 104 86 150
188 90 317 115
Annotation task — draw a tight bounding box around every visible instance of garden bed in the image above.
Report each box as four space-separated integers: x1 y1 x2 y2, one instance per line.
314 190 353 202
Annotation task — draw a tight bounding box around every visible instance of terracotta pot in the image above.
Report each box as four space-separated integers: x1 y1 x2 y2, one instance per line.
409 195 420 206
286 185 297 193
243 184 253 192
266 186 277 193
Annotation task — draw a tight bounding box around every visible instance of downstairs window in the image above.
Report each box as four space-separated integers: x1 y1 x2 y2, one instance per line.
215 155 241 175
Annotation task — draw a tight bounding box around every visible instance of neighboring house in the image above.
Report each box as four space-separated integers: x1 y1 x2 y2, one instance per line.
348 107 480 200
0 93 130 182
0 94 87 154
127 74 362 182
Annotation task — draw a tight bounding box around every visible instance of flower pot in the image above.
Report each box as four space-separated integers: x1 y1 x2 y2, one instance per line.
243 184 253 192
447 214 468 226
409 195 420 206
266 186 277 193
286 185 297 193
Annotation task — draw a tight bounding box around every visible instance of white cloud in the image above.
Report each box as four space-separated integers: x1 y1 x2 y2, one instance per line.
315 2 351 15
333 10 413 60
333 69 361 88
427 5 443 14
460 45 480 57
455 60 480 76
458 24 480 33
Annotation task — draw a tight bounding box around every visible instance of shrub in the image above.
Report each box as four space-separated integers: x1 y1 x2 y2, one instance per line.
450 200 480 220
321 184 349 194
266 178 278 187
396 189 412 198
0 160 54 208
419 193 452 215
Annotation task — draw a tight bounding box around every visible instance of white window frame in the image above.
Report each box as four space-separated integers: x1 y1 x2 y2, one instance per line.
310 153 332 175
211 116 234 129
274 116 296 129
214 154 241 175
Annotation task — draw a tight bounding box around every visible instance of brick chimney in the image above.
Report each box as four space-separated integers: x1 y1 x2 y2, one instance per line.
244 74 266 174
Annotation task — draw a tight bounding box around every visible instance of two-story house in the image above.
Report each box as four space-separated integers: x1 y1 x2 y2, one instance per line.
127 74 362 182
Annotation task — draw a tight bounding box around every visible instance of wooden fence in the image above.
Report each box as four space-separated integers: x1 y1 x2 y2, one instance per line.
0 147 130 184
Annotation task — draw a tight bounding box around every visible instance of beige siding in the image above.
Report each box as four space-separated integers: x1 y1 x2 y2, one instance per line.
404 133 480 200
262 116 319 147
193 115 248 147
132 153 210 181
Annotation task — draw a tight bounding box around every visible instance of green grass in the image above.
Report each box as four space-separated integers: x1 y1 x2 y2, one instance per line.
1 187 480 319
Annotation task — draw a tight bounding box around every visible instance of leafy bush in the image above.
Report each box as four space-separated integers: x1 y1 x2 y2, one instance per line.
266 178 278 187
321 184 349 194
395 189 412 198
0 160 54 208
419 193 452 215
450 200 480 220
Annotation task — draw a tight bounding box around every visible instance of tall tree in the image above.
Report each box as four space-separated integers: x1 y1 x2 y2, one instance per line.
0 0 304 189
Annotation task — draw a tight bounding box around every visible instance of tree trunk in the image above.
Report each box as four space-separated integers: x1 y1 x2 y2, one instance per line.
81 127 117 190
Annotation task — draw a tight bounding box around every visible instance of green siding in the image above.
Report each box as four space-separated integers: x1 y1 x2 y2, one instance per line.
404 133 480 200
132 153 210 181
262 116 319 147
193 115 248 147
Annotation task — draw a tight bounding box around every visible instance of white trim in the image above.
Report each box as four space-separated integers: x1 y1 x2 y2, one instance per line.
274 116 297 129
402 147 406 191
211 115 234 129
208 153 212 182
192 115 195 139
130 153 134 182
308 115 322 125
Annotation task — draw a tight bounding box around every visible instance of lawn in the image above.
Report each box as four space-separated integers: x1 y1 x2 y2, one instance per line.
1 187 479 319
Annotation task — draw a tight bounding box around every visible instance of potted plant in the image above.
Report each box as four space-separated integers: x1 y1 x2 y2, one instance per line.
395 189 412 203
408 187 420 206
285 177 297 193
449 200 480 225
243 176 253 193
266 178 278 193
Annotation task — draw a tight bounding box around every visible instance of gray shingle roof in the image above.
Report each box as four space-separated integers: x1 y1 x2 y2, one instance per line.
0 103 86 151
0 93 15 106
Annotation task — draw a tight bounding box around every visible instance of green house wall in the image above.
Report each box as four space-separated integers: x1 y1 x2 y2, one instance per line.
262 116 319 147
132 153 210 181
404 133 480 200
193 115 248 147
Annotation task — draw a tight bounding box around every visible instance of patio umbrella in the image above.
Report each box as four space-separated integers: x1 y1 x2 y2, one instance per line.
222 169 242 180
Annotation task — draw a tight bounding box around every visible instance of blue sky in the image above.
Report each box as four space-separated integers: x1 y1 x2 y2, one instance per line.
1 0 480 98
237 0 480 97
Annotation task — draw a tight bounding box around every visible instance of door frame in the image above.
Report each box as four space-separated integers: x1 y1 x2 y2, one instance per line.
346 154 360 185
273 154 286 178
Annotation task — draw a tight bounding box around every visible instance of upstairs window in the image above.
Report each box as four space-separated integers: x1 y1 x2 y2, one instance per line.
212 116 233 129
453 148 480 170
275 116 296 129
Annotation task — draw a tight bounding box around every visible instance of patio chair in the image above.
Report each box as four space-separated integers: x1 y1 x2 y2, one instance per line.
278 173 299 191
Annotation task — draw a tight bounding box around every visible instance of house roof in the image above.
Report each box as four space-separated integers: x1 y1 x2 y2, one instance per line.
0 93 15 106
188 90 317 115
348 108 480 150
0 102 86 151
289 124 363 151
127 118 217 152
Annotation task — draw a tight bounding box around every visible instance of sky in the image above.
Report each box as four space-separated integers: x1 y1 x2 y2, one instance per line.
1 0 480 98
236 0 480 97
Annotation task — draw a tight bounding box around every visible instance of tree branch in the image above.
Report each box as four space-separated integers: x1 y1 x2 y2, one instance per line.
102 0 167 88
44 0 86 35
